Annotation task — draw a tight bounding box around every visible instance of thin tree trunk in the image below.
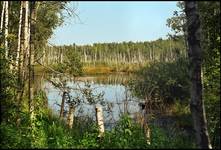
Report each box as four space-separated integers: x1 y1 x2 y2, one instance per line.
184 1 212 149
17 1 30 125
84 49 87 62
16 1 27 126
16 1 23 68
29 1 37 121
22 1 30 84
61 47 63 63
59 91 66 119
16 1 24 110
144 102 151 145
95 104 105 137
0 1 5 33
4 1 8 59
19 2 26 74
67 104 75 129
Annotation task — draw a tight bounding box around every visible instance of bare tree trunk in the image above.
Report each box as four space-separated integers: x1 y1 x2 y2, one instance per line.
16 1 30 125
185 1 212 149
16 1 23 68
95 104 105 137
15 2 24 126
0 1 5 33
144 102 151 145
59 91 66 119
84 49 87 62
22 1 30 83
20 4 25 74
67 104 75 129
124 88 128 115
4 1 8 59
60 47 63 63
29 1 37 121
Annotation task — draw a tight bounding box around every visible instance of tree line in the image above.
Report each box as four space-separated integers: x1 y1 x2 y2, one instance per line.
41 37 186 66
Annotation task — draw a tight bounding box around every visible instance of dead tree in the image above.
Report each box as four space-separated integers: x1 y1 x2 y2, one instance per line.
96 104 105 137
67 103 75 129
59 91 67 119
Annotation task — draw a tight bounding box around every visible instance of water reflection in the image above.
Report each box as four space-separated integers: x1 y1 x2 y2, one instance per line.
41 73 142 128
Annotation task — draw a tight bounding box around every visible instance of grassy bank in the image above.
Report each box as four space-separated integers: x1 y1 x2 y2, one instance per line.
82 64 139 75
83 62 146 74
34 63 146 75
0 110 196 149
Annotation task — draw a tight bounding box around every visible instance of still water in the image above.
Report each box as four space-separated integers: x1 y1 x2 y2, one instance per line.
39 73 143 128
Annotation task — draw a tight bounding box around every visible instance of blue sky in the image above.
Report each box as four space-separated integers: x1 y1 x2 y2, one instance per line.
49 1 179 46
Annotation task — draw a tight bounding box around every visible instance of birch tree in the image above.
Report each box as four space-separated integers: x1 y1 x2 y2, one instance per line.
4 1 8 59
184 1 212 149
0 1 9 59
0 1 5 33
23 0 30 71
16 1 23 68
67 104 75 128
16 1 29 125
29 1 38 121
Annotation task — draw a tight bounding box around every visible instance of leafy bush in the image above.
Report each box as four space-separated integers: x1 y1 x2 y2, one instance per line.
129 56 190 105
52 49 83 76
150 124 196 149
0 70 195 149
0 111 196 149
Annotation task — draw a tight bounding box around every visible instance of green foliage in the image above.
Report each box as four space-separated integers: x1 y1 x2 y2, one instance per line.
1 1 70 63
100 115 148 149
82 82 105 105
47 122 73 148
0 48 17 122
52 49 83 76
167 1 220 148
76 124 100 149
63 49 83 76
1 1 219 149
150 125 195 149
0 108 196 149
0 88 73 149
0 48 30 148
166 1 186 38
35 1 69 55
171 101 190 116
198 2 220 149
129 56 190 105
0 122 31 148
100 115 195 149
43 38 186 73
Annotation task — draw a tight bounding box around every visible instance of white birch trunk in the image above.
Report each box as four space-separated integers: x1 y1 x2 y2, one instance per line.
24 1 30 56
29 1 38 124
95 104 105 137
4 1 8 59
23 0 30 77
0 1 5 32
67 104 75 129
16 1 23 67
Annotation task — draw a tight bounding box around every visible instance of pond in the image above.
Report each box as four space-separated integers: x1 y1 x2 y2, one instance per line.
36 73 144 129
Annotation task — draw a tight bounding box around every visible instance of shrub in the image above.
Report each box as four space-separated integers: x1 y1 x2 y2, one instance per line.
129 56 190 105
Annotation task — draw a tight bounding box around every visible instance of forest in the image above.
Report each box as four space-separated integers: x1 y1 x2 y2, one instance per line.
41 37 185 74
0 1 220 149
